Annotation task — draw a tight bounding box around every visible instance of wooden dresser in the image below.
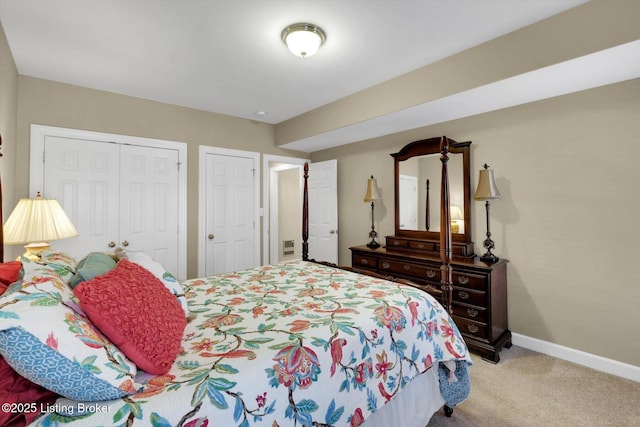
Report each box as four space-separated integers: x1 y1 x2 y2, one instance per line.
350 244 511 363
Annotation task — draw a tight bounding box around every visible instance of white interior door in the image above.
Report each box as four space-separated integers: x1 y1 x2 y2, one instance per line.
42 136 120 259
119 145 180 275
202 151 258 275
308 159 338 264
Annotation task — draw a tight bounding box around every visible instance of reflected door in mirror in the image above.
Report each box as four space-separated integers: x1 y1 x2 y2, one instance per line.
399 175 417 229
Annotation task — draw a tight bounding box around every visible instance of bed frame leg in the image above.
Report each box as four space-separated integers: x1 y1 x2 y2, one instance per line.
444 405 454 417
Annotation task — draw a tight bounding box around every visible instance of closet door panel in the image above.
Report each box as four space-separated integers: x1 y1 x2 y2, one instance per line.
42 136 119 259
119 145 180 275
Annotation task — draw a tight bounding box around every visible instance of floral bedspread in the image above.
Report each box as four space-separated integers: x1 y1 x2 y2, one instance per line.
33 260 471 427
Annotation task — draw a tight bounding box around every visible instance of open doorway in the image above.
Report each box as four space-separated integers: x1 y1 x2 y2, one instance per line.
262 155 308 264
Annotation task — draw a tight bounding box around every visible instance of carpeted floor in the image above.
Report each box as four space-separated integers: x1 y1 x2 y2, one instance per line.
426 345 640 427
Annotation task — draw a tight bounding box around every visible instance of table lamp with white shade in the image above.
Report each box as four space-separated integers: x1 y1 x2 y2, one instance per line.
3 192 78 260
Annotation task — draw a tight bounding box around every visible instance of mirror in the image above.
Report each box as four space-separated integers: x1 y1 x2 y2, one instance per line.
391 136 473 249
398 153 465 233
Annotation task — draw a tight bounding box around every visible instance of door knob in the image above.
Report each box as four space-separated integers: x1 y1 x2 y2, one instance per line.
329 230 337 234
108 241 116 248
208 234 214 240
121 240 129 247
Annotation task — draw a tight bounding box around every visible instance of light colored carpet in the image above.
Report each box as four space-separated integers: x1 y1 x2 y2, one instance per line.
427 345 640 427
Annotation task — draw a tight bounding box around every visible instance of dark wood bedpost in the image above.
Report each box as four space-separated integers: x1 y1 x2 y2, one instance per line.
439 137 453 315
302 162 309 261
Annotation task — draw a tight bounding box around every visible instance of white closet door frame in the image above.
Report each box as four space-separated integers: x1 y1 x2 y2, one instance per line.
29 124 188 279
198 145 260 277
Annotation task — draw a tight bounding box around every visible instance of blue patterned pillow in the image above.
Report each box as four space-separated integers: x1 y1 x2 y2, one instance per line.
0 272 139 401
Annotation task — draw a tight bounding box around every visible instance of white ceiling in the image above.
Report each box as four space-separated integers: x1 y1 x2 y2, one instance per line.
4 0 634 152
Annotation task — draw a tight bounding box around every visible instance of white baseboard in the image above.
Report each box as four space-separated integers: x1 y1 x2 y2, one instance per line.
511 333 640 383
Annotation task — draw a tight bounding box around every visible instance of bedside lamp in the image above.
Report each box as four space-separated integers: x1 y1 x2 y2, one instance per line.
363 175 382 249
450 205 463 234
3 192 78 260
474 164 501 263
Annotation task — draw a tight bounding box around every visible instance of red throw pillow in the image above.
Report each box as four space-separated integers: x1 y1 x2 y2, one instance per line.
0 261 22 288
74 259 186 374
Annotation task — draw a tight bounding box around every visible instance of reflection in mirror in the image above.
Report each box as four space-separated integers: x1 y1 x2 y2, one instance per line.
398 153 464 233
391 136 474 258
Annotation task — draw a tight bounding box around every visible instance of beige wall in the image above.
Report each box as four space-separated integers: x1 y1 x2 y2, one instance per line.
311 79 640 366
0 22 18 245
13 76 306 277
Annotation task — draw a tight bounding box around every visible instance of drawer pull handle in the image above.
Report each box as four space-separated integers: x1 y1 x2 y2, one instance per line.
458 276 469 285
382 261 391 269
467 308 478 318
403 265 411 271
417 244 425 249
360 259 369 266
393 241 400 246
467 324 479 333
458 291 469 300
426 270 435 278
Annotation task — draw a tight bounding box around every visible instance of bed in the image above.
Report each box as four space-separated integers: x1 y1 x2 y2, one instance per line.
0 136 471 427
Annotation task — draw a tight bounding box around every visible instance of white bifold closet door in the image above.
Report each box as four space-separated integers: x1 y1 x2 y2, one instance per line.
41 135 180 275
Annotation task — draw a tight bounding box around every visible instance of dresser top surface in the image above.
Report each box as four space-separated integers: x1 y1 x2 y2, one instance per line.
350 245 509 270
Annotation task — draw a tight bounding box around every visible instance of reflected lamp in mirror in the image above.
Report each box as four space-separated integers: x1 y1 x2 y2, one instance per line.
3 192 78 261
450 205 463 234
363 175 382 249
474 164 501 263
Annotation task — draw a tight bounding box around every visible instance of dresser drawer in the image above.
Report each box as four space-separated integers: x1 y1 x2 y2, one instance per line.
353 254 378 270
386 237 409 248
453 316 488 340
378 258 439 280
453 304 487 322
452 287 485 306
408 240 437 251
452 271 487 291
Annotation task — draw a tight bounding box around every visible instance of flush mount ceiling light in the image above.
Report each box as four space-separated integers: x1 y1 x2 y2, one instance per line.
281 23 326 58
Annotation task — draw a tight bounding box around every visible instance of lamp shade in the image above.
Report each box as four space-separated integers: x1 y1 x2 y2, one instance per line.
4 193 78 245
450 205 464 221
363 176 381 202
474 165 501 201
281 23 326 58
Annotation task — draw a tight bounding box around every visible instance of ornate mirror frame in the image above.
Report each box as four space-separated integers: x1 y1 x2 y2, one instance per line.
390 136 474 258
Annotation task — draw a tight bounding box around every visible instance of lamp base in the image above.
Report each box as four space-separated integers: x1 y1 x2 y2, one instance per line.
480 251 499 264
21 242 51 261
366 240 380 249
367 228 380 249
